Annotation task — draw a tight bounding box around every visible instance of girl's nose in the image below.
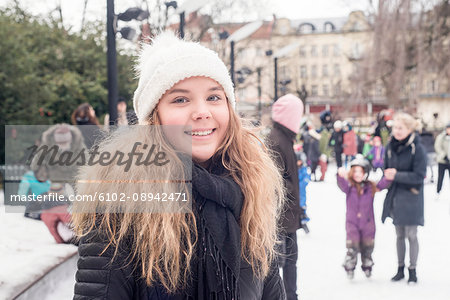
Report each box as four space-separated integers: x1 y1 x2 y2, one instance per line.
191 102 212 120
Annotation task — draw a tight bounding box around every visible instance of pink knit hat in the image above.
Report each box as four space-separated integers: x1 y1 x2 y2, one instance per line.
272 94 304 133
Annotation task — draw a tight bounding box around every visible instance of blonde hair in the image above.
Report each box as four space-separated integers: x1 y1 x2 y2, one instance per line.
393 112 418 131
72 101 285 292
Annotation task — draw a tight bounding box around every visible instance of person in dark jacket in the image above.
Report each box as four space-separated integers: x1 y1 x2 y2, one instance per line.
420 128 436 183
72 32 286 300
267 93 304 300
303 122 321 181
382 112 426 284
329 120 344 167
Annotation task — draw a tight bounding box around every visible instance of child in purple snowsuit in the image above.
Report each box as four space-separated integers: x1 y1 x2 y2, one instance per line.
337 156 391 279
368 136 385 171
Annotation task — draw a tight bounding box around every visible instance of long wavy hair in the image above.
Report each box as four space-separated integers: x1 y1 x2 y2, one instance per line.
72 101 285 293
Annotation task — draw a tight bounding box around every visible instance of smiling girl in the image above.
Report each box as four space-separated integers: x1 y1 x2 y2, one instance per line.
72 32 286 299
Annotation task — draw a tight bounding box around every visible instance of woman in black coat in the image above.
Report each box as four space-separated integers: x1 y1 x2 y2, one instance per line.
382 112 426 284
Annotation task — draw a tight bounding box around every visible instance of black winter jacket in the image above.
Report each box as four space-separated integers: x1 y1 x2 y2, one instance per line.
267 122 302 233
328 130 344 152
382 133 427 226
73 163 286 300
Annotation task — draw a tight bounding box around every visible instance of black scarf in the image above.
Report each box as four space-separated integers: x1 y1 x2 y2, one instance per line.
189 161 244 300
390 134 412 153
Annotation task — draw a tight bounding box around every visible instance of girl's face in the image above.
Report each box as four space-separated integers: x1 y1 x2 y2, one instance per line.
374 139 381 146
392 120 412 141
157 76 230 164
351 166 365 183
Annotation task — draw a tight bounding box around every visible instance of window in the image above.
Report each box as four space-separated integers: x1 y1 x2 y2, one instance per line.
334 84 341 96
375 84 383 96
428 80 438 94
322 45 329 57
311 45 318 57
352 43 361 59
299 46 306 57
311 85 318 96
333 64 341 76
324 22 335 32
298 23 315 34
333 44 340 56
311 65 317 78
322 65 328 77
323 84 329 96
300 65 307 78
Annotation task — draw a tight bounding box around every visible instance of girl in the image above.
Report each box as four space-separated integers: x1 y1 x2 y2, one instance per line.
72 32 286 299
337 156 391 279
383 112 426 284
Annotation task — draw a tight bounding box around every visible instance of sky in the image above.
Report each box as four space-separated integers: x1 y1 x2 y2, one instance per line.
0 0 376 32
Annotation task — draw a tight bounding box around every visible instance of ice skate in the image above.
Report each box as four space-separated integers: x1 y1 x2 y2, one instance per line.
346 269 354 279
363 268 372 278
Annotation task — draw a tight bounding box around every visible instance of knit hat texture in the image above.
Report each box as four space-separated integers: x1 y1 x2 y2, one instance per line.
272 94 304 134
133 31 235 123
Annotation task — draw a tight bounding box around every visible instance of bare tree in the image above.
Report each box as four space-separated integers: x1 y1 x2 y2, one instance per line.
355 0 449 109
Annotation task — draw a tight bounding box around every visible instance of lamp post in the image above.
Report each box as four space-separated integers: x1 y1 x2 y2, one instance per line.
106 2 149 125
174 0 209 38
257 67 262 121
272 42 301 102
227 20 263 87
106 0 118 125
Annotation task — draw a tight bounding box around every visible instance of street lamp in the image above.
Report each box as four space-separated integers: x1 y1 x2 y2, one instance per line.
226 20 263 86
272 42 301 101
106 1 149 125
174 0 209 38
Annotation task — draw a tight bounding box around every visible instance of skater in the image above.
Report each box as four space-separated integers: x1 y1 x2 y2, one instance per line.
329 120 344 167
73 32 286 299
382 112 426 284
296 151 311 232
434 123 450 200
368 136 385 172
337 156 391 279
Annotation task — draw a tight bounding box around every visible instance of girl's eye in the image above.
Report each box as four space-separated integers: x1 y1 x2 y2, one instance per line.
172 97 188 104
207 95 221 101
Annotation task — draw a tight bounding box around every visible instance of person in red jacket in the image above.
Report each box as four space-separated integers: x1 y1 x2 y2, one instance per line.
343 122 357 168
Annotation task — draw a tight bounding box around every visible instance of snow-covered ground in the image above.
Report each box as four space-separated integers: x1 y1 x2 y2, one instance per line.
0 194 77 300
298 165 450 299
1 165 449 299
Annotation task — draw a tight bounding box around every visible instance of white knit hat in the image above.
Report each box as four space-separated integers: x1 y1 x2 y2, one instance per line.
133 31 236 123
